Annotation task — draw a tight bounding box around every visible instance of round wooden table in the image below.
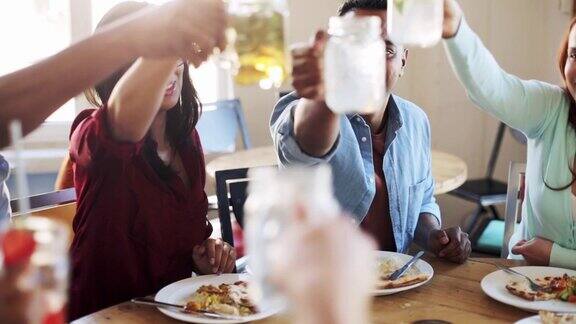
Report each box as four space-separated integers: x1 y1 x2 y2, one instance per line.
72 257 530 324
206 146 467 195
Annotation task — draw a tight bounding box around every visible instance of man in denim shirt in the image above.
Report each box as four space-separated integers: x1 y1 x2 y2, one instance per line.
271 0 471 263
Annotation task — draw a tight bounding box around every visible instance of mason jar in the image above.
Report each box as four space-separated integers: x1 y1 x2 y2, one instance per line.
226 0 288 89
0 217 69 324
324 15 386 114
387 0 443 48
244 165 340 311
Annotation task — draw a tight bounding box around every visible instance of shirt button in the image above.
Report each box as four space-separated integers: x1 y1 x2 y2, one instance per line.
361 137 367 142
356 117 362 122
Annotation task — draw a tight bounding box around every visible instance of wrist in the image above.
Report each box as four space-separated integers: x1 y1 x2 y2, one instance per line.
443 15 463 39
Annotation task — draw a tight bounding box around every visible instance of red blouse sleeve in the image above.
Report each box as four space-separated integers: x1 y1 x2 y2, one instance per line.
70 106 145 168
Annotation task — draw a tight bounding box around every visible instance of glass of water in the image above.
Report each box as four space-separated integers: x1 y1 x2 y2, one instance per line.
387 0 443 48
1 217 69 324
244 165 340 311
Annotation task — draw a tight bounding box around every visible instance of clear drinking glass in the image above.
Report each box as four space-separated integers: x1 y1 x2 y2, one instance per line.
0 217 69 324
244 165 340 311
324 15 386 114
387 0 443 48
224 0 289 90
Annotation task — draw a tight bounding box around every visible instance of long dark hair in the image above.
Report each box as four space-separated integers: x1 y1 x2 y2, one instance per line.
85 1 202 180
548 17 576 191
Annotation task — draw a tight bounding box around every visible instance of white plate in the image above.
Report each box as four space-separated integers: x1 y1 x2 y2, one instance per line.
515 315 541 324
373 251 434 296
481 266 576 313
155 274 282 323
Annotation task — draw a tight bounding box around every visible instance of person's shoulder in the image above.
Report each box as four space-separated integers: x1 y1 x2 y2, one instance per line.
69 107 101 140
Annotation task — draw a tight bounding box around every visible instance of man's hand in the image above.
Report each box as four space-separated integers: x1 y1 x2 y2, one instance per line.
511 237 553 266
427 227 471 264
122 0 227 67
442 0 464 38
291 31 328 102
193 238 236 275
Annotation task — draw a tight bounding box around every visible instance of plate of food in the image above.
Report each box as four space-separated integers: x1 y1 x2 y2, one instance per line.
481 266 576 313
515 311 576 324
373 251 434 296
155 274 282 323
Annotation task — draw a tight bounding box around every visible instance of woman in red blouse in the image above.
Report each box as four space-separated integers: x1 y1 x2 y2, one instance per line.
68 2 236 320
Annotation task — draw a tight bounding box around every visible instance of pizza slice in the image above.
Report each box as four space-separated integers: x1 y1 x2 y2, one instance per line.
505 281 557 301
539 311 576 324
377 273 430 289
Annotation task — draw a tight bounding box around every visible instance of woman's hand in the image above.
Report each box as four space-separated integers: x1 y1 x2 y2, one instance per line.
442 0 464 39
193 238 236 275
123 0 227 67
511 237 554 266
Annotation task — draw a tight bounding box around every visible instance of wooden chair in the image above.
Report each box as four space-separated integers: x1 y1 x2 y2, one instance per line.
215 167 251 246
215 166 275 272
502 162 526 258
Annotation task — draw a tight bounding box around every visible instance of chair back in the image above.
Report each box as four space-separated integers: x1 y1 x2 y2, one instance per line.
215 168 249 246
215 166 275 246
196 99 252 154
502 162 526 258
10 189 77 244
10 188 76 214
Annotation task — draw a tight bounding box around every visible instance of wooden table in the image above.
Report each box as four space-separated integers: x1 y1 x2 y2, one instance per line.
73 257 531 324
206 146 467 195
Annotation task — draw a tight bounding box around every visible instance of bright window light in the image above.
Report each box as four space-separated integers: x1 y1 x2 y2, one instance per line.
0 0 74 122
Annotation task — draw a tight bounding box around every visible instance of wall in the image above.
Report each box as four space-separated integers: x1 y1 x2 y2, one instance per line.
234 0 572 227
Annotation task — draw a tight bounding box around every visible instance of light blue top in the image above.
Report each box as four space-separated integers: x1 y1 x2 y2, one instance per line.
0 154 10 221
445 19 576 269
270 93 441 253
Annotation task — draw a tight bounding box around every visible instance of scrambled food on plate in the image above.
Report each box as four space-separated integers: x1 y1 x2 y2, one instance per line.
185 281 258 316
505 274 576 303
377 256 429 289
539 311 576 324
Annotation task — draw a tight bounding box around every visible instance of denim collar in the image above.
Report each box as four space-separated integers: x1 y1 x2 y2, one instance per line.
347 95 403 150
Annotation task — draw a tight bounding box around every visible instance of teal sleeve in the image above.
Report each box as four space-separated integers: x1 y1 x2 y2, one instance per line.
443 19 567 139
550 243 576 270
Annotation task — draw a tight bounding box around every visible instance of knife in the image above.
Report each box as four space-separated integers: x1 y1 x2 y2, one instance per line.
131 297 245 320
388 251 425 281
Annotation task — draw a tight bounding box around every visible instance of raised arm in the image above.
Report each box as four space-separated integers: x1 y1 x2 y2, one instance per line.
291 31 340 158
442 0 567 139
0 0 226 148
107 58 177 142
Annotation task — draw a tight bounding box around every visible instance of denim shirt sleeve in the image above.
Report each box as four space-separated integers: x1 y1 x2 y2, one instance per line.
0 155 11 220
270 93 340 166
419 118 441 225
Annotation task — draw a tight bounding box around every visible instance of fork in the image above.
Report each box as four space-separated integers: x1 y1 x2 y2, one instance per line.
495 264 550 292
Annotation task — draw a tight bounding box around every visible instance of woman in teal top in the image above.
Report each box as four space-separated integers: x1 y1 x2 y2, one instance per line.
443 0 576 269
